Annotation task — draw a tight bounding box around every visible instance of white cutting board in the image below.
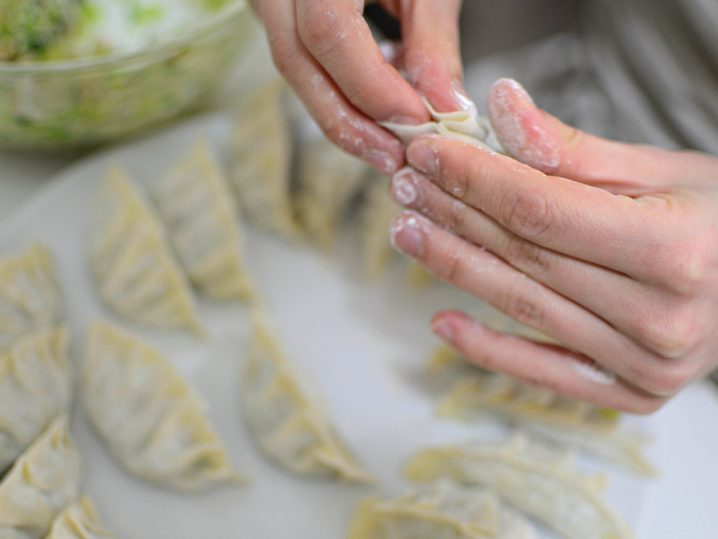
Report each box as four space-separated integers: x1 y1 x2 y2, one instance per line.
0 111 700 538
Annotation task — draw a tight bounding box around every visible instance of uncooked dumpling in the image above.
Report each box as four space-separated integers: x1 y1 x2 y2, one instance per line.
230 78 301 239
295 135 370 249
154 140 254 301
381 97 505 152
91 167 203 335
0 327 71 473
243 311 373 483
347 478 537 539
0 243 62 351
428 346 658 476
0 415 82 539
83 321 243 491
45 496 117 539
405 434 634 539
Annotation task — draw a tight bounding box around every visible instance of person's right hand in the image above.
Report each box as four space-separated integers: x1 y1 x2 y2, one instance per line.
249 0 465 175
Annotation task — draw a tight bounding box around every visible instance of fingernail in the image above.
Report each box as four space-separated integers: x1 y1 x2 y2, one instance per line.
364 149 398 175
391 168 420 206
431 318 455 342
492 78 535 106
573 358 616 386
451 80 477 112
390 214 425 258
407 140 438 175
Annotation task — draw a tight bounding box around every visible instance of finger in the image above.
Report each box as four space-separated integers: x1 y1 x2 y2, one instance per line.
400 0 466 113
261 0 404 174
389 167 685 358
295 0 430 125
486 78 710 193
404 133 675 280
390 211 683 396
430 311 667 414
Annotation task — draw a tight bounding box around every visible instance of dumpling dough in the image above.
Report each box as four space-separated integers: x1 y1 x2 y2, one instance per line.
347 478 537 539
83 321 243 491
46 496 117 539
428 346 658 476
295 135 370 249
405 434 634 539
381 97 505 152
91 167 203 335
230 78 301 240
0 243 62 352
0 327 71 473
0 415 82 539
243 312 373 483
154 140 254 301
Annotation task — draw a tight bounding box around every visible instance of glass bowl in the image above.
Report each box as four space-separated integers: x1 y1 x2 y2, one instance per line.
0 1 254 149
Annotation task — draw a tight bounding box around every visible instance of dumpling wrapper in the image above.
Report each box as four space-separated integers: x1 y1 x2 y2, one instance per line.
0 327 71 473
243 312 374 483
380 97 505 152
91 167 203 335
154 140 254 302
230 78 301 240
295 135 370 249
45 496 117 539
83 321 244 492
405 434 635 539
0 415 82 539
347 478 537 539
428 346 658 477
0 243 62 352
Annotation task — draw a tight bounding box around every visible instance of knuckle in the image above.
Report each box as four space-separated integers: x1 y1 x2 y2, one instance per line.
298 4 342 57
268 33 298 76
436 250 464 284
502 189 559 242
630 305 700 359
631 358 694 397
500 294 547 329
502 233 551 276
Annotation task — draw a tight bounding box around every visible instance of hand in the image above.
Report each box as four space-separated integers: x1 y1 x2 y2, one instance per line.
249 0 465 175
389 78 718 414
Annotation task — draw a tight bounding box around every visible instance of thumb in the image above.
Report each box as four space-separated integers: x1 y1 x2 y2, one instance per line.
487 78 680 194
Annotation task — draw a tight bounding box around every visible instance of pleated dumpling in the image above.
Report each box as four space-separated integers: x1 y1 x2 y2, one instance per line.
46 496 117 539
230 78 301 239
154 140 254 301
405 434 634 539
428 346 657 476
0 415 82 539
295 134 370 249
0 327 71 473
83 321 244 491
347 478 537 539
91 168 203 335
243 312 373 483
0 243 62 351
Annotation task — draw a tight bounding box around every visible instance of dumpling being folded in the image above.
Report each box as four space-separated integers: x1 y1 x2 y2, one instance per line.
83 321 244 491
405 434 634 539
45 496 117 539
0 243 62 351
243 312 373 483
0 415 82 539
0 327 71 473
91 168 203 335
295 133 370 249
230 78 301 240
154 140 254 302
347 478 537 539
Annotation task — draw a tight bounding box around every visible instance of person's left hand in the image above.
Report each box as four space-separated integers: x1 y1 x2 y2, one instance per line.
389 78 718 414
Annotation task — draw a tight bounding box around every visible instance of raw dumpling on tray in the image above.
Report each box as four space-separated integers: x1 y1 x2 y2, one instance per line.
347 478 537 539
0 243 62 351
0 326 71 473
242 311 373 483
83 321 244 492
154 140 254 302
405 434 634 539
91 167 203 335
230 78 301 240
45 496 118 539
427 345 657 476
0 415 82 539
